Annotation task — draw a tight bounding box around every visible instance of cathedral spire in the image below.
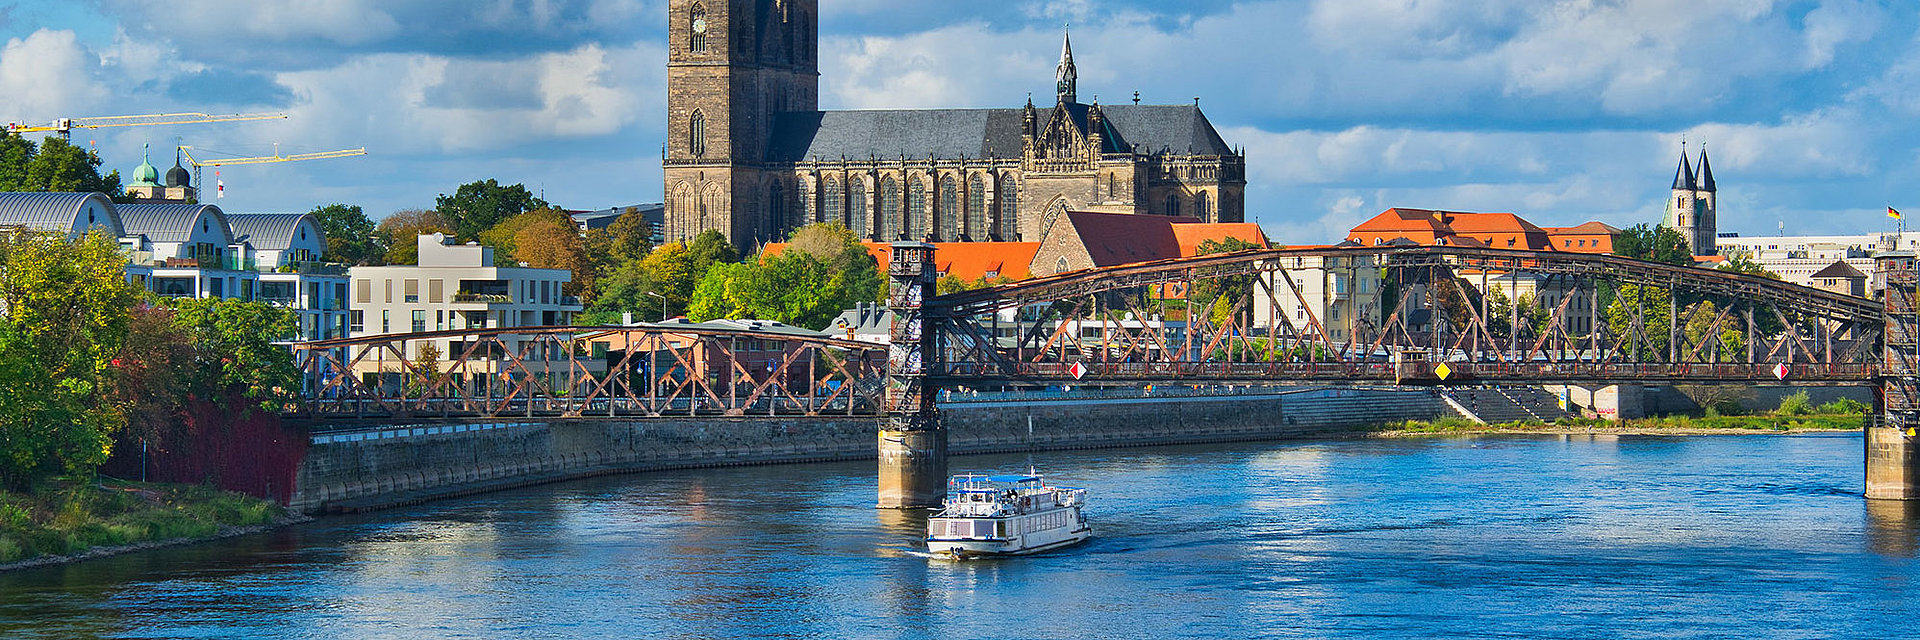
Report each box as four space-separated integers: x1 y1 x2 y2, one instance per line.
1671 145 1696 191
1696 146 1716 193
1056 27 1077 105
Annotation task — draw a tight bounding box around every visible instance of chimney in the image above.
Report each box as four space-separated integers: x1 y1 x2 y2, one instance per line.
623 311 633 325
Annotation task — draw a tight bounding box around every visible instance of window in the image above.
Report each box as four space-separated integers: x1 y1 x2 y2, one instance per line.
412 310 426 333
690 110 707 157
1167 194 1181 217
847 178 868 238
967 175 987 240
356 279 372 304
350 310 365 334
769 181 787 237
382 310 391 333
906 178 927 240
404 279 420 303
1196 191 1210 220
879 177 900 240
823 177 844 227
1056 256 1069 272
429 279 444 303
938 175 959 241
689 4 708 53
383 279 393 304
997 176 1018 239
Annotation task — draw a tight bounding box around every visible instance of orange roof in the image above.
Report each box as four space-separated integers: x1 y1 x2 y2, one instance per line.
1350 208 1452 234
765 241 1040 282
1543 221 1621 235
1170 222 1269 257
1446 212 1546 235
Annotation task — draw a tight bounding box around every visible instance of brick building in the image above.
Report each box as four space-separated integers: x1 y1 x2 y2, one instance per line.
663 0 1246 251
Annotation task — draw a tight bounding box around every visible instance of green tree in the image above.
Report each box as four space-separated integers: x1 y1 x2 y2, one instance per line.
685 224 881 329
1613 224 1693 266
0 130 33 191
0 231 141 488
308 204 384 265
478 208 571 266
165 298 299 412
434 179 548 240
1187 236 1263 325
0 133 122 196
688 229 740 266
1605 283 1674 360
584 207 654 267
1718 253 1781 280
377 209 453 265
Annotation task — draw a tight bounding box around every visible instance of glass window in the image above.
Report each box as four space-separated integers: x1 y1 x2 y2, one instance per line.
412 310 426 333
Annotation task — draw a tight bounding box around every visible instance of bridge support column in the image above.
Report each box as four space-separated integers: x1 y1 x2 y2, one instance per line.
1872 252 1920 499
880 242 946 509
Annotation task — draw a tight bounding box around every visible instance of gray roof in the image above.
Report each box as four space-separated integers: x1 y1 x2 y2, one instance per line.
226 213 318 251
766 103 1233 163
118 203 232 244
1810 260 1866 280
0 192 121 235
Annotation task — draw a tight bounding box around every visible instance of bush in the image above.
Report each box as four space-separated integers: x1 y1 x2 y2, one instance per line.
1776 391 1812 417
1815 398 1871 415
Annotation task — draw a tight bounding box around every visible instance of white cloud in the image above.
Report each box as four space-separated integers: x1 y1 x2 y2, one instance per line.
0 29 109 123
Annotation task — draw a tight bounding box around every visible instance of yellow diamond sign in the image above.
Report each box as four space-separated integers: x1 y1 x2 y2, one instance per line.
1434 362 1453 380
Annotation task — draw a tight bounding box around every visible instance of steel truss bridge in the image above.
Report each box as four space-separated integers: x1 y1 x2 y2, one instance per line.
290 245 1904 422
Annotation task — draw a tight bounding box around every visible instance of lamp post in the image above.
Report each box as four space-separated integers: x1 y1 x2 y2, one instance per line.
645 291 668 322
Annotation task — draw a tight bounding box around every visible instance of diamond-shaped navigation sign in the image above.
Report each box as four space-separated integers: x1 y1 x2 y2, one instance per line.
1774 363 1789 381
1434 362 1453 381
1070 362 1089 380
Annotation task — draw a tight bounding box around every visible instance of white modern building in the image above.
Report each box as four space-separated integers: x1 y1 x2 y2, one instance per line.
230 213 351 341
345 233 583 375
1717 231 1917 292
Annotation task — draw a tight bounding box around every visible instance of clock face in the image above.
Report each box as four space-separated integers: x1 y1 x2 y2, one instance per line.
691 18 707 35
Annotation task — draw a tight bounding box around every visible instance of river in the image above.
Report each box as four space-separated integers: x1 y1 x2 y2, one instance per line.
2 432 1917 639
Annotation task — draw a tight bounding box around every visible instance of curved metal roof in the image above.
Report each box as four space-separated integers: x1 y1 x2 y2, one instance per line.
0 192 122 235
118 203 232 244
227 213 321 251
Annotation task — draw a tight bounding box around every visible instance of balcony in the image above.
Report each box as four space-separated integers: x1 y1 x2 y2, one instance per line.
270 261 348 276
454 292 514 304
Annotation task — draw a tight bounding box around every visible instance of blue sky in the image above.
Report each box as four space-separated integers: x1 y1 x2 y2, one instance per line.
0 0 1914 242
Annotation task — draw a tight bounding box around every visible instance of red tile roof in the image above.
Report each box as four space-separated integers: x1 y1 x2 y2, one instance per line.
1060 211 1187 266
766 241 1040 282
1171 222 1269 256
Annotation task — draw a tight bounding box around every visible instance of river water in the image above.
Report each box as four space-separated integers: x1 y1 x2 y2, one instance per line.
3 433 1918 639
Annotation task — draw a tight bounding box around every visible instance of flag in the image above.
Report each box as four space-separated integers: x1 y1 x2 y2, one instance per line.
216 170 224 199
1891 206 1903 220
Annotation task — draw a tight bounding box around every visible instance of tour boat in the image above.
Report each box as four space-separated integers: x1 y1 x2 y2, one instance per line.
925 473 1090 559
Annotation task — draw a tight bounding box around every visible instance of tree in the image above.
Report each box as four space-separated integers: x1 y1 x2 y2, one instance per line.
513 218 593 295
165 298 299 412
0 131 32 191
308 204 384 265
478 208 571 266
1605 283 1674 360
377 209 453 265
434 179 548 240
111 305 194 448
685 224 882 329
1718 253 1781 280
0 231 141 488
584 207 654 268
1187 237 1263 325
0 132 122 196
1613 224 1694 266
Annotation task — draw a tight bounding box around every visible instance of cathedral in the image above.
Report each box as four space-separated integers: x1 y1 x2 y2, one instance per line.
1663 145 1718 257
662 0 1247 250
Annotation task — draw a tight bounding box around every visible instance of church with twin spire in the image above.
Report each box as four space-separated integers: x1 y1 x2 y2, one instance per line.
1664 145 1719 257
662 0 1247 250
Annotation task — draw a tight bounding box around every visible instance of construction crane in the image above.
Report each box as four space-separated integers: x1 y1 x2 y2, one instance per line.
3 112 288 138
179 144 368 192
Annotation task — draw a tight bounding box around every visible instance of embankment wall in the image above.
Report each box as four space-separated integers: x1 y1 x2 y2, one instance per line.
289 388 1447 514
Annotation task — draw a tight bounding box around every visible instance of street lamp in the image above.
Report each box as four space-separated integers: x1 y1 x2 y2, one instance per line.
645 291 668 322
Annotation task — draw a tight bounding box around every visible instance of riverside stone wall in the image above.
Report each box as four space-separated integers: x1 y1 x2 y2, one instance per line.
289 388 1451 514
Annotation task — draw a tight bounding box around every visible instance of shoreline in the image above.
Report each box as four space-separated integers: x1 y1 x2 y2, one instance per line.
0 513 314 575
1367 425 1858 438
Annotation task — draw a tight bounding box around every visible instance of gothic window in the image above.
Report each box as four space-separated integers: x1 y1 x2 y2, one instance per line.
769 181 787 239
849 178 868 238
967 174 987 240
689 4 708 53
998 174 1018 240
1057 257 1069 273
1167 193 1181 217
880 176 900 240
823 178 844 229
906 177 928 240
938 175 959 241
1196 191 1210 221
1108 173 1117 200
689 110 707 157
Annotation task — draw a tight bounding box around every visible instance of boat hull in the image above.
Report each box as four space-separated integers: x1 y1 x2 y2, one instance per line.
926 525 1091 559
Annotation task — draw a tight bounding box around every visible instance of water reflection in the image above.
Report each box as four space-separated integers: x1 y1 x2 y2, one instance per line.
1866 499 1920 557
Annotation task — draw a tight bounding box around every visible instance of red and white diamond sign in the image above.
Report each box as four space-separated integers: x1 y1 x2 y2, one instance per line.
1069 362 1089 380
1773 363 1789 381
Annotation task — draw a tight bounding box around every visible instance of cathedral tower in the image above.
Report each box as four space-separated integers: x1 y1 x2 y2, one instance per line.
664 0 819 249
1662 144 1717 256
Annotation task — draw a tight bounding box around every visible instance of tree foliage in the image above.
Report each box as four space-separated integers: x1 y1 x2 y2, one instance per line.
1718 253 1781 280
435 179 548 241
0 231 140 488
1188 236 1263 325
164 298 299 412
1605 283 1674 360
584 207 654 268
1613 224 1694 266
377 209 453 265
513 217 594 295
0 132 122 196
307 204 383 265
685 224 881 329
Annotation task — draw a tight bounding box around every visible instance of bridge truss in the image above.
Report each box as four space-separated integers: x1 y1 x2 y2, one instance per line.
923 246 1883 387
289 326 888 420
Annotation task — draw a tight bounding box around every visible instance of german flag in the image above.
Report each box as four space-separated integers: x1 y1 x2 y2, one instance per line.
1892 206 1904 220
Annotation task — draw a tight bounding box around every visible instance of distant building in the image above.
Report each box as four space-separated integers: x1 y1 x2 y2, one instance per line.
662 0 1245 250
1663 146 1718 256
123 149 197 204
1809 260 1868 297
569 203 665 242
230 213 350 341
1716 232 1904 291
826 302 892 344
1253 249 1382 344
1032 210 1267 277
1542 221 1621 254
1347 208 1572 252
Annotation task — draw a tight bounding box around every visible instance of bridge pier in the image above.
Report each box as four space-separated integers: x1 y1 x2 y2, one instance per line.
879 242 946 509
1872 252 1920 499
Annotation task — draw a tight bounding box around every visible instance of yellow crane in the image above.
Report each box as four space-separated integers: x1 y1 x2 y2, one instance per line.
4 112 288 137
178 144 368 192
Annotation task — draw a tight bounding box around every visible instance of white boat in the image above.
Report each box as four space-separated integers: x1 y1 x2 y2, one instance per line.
925 473 1090 559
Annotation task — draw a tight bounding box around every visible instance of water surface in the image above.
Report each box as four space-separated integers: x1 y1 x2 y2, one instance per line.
2 433 1914 639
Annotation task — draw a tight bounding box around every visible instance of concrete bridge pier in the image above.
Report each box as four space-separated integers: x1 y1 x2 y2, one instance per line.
879 242 946 509
1872 252 1920 500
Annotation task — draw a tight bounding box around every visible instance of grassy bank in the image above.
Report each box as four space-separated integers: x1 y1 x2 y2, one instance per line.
0 479 281 563
1385 413 1868 435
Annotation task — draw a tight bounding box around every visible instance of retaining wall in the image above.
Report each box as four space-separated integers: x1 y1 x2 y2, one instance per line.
290 388 1450 514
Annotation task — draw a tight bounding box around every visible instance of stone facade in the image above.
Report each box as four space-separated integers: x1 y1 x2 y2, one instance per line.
663 0 1246 251
1663 146 1719 256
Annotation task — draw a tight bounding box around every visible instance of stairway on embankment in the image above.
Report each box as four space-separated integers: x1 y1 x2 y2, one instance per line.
1443 387 1573 424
